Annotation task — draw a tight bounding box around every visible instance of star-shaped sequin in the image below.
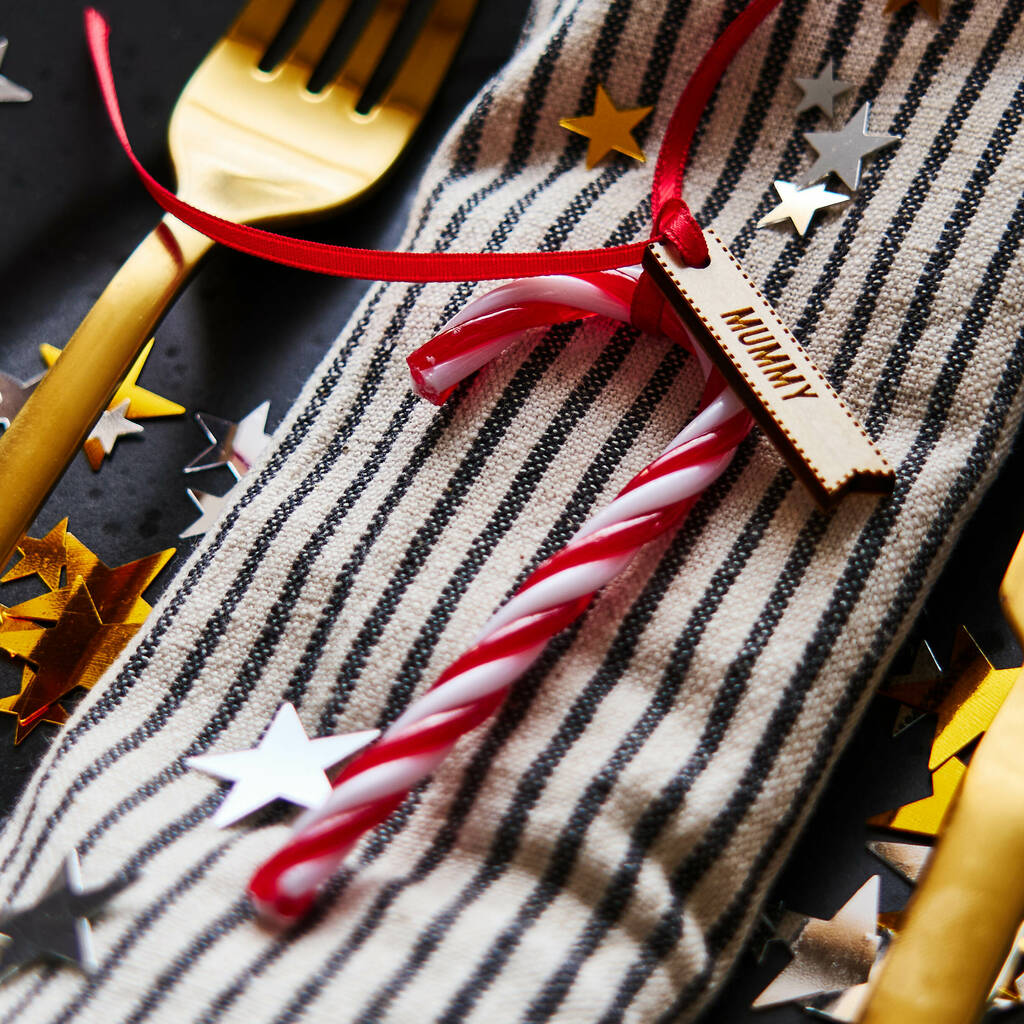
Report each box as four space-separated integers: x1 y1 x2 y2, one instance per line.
753 876 881 1009
6 534 174 625
559 84 652 169
0 370 42 429
885 0 941 18
0 666 68 744
84 400 144 468
188 702 379 827
1 518 67 591
40 339 184 421
795 60 853 118
180 489 230 539
0 39 31 104
758 180 850 235
185 401 272 478
0 579 138 735
803 102 900 191
882 626 1019 769
0 852 132 979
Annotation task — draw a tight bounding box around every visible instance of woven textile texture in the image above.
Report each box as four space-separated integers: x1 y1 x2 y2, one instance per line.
2 0 1024 1021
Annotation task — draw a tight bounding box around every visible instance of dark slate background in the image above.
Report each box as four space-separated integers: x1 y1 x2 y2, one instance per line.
1 2 1022 1020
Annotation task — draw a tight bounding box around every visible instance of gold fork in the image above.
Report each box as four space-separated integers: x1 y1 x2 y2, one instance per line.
0 0 476 566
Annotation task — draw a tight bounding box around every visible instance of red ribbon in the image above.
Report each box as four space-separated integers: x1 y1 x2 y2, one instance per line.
83 0 782 282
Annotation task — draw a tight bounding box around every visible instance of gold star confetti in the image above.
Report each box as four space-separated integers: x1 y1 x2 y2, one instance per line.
1 518 68 591
559 84 652 169
882 627 1020 770
0 666 68 744
0 525 174 741
7 534 174 626
0 579 138 738
885 0 941 18
40 339 184 421
866 755 966 836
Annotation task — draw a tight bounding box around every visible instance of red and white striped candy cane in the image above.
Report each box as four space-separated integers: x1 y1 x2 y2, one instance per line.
249 269 752 919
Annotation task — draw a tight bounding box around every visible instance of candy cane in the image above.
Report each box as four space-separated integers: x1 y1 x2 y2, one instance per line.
249 271 752 919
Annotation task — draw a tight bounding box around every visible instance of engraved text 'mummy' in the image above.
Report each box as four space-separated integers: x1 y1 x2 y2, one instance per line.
721 307 817 401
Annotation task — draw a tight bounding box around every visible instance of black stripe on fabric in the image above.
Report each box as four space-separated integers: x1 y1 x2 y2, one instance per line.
602 104 1024 1022
0 0 590 887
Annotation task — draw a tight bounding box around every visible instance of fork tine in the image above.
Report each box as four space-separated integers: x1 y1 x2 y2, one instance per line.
333 0 410 101
227 0 296 50
283 0 354 77
375 0 477 117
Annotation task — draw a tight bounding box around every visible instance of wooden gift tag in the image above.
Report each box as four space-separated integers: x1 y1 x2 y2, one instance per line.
643 231 894 507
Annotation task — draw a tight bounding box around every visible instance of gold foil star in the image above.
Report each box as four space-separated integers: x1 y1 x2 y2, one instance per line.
41 338 184 420
882 627 1019 769
559 85 652 169
866 755 966 836
1 519 68 591
885 0 941 18
0 579 137 737
0 666 68 744
6 534 174 625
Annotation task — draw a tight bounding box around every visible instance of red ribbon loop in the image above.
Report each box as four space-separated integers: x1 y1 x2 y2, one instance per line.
654 197 709 268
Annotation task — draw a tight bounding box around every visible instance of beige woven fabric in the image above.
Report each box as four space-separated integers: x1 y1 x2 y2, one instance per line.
1 0 1024 1021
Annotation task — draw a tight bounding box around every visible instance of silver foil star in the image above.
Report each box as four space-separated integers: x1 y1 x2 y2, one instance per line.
180 488 229 539
758 180 849 235
0 39 31 103
867 840 931 885
87 399 144 455
188 702 379 827
0 370 41 429
803 102 900 191
185 401 272 478
0 851 132 980
753 876 881 1009
795 60 852 117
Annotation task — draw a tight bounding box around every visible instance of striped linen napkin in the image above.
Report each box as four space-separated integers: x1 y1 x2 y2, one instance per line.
1 0 1023 1020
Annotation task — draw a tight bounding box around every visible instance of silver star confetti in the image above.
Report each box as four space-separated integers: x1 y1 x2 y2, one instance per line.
803 102 900 191
758 180 850 235
188 702 379 827
87 399 144 456
887 639 942 736
185 401 272 478
0 369 41 429
795 60 852 118
867 840 932 884
0 39 31 104
0 851 132 980
180 488 230 539
753 876 881 1009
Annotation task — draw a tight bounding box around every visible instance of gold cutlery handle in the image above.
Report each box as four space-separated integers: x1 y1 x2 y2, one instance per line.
860 529 1024 1024
859 667 1024 1023
0 214 211 568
